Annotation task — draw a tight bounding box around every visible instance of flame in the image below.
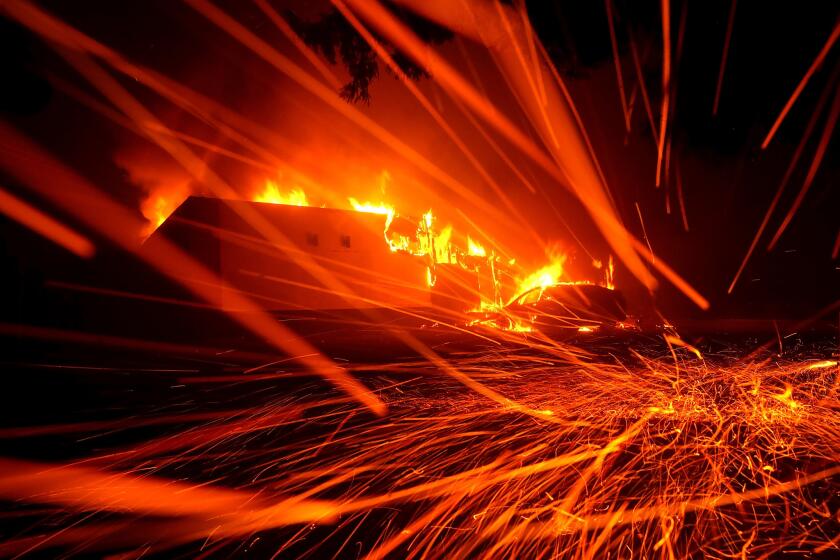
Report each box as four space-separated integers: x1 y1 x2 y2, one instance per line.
348 197 395 227
423 209 433 230
255 181 309 206
434 224 453 263
507 319 532 332
417 210 456 263
140 184 189 237
153 174 613 303
467 236 486 257
593 256 616 289
514 252 567 300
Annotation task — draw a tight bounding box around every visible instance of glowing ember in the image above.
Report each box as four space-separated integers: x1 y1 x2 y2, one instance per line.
805 360 838 370
2 340 835 559
771 383 800 410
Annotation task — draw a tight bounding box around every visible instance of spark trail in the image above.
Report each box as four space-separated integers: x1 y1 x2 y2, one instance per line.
0 340 836 558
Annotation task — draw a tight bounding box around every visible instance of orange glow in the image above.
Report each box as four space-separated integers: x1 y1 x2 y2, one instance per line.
655 0 671 187
348 197 395 224
513 252 567 302
422 209 433 229
2 2 837 558
342 0 663 295
0 121 386 417
467 236 486 257
0 186 95 258
255 181 309 206
433 224 453 263
140 184 189 237
664 334 703 360
805 360 838 370
248 183 498 267
594 254 616 289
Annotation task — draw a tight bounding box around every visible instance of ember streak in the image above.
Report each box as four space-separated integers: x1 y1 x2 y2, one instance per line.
1 0 839 558
0 340 837 558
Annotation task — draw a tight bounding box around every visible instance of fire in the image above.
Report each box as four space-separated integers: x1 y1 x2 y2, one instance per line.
433 224 453 263
347 197 395 227
513 252 567 301
255 181 309 206
348 196 407 253
154 176 617 311
140 184 189 237
467 236 486 257
594 255 616 289
422 209 433 229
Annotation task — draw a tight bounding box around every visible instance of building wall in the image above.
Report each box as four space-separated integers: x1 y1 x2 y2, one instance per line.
431 264 481 312
149 198 431 312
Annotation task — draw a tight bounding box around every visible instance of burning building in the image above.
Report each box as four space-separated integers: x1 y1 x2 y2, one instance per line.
144 196 482 314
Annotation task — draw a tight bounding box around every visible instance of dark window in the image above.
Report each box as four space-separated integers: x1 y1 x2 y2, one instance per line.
306 233 319 247
340 235 351 248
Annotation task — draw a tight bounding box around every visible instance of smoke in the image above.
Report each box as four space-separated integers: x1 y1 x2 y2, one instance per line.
113 146 193 237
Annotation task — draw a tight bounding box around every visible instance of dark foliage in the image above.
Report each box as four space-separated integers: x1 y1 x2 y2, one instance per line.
287 6 453 103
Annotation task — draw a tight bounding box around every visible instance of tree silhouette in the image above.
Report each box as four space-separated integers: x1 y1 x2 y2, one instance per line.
288 7 453 103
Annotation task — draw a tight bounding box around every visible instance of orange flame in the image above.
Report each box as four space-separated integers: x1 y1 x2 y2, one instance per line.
255 181 309 206
514 252 567 300
434 224 453 263
422 209 433 230
348 197 396 230
140 184 189 237
467 236 486 257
